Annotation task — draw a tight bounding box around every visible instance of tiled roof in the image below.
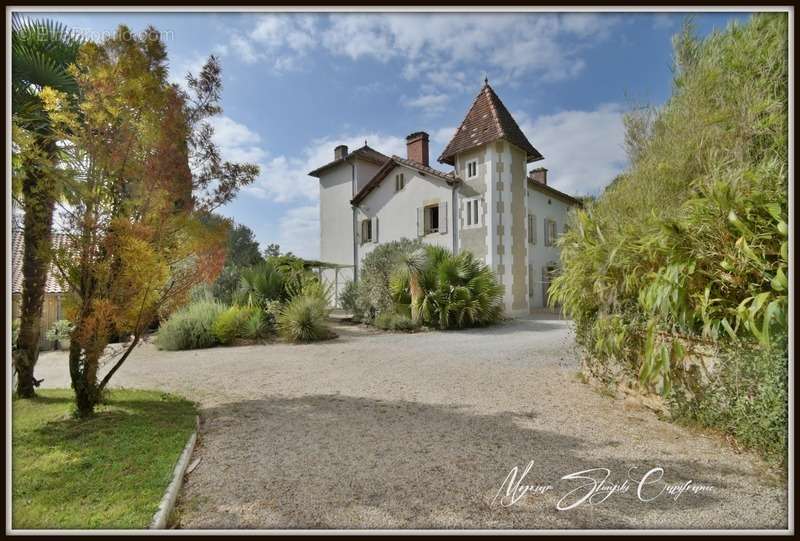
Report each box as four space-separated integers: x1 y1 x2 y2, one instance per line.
308 144 389 177
438 81 544 166
351 156 460 205
12 229 69 294
527 178 582 207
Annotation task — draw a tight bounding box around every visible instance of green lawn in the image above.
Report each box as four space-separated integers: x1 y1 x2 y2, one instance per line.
12 389 197 529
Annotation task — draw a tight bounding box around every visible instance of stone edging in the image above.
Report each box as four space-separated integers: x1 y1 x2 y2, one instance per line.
149 415 200 529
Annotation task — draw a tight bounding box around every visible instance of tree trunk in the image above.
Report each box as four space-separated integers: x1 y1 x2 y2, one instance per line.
68 337 97 418
15 138 58 399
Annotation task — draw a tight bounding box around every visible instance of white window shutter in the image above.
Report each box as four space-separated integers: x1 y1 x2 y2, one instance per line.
372 217 379 243
439 201 448 234
417 207 424 237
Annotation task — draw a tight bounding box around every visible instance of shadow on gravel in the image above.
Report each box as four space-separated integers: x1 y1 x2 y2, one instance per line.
174 394 782 530
448 319 569 336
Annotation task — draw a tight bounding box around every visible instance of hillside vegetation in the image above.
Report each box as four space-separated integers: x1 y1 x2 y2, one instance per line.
550 14 788 465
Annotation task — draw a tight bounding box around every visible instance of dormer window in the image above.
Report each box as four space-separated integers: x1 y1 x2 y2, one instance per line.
466 160 478 179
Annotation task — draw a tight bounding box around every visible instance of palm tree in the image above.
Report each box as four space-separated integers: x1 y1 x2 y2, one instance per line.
12 16 82 398
394 247 429 324
235 261 287 307
391 247 504 329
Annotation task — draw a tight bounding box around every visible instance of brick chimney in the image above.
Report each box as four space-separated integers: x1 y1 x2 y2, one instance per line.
406 132 429 166
334 144 348 160
529 167 547 185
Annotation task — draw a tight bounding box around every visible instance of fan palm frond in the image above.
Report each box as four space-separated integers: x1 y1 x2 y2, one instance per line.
12 15 83 125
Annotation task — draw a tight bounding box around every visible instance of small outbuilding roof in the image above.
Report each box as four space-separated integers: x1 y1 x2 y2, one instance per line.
11 228 69 295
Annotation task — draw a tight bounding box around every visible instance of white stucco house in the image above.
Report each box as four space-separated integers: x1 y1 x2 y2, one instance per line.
309 81 580 315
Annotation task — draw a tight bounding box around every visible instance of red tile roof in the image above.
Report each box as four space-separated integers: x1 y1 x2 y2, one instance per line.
351 156 460 205
308 144 389 177
12 229 69 294
438 81 544 166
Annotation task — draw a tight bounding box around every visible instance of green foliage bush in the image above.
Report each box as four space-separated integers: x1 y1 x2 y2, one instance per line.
356 238 423 321
277 294 331 343
210 265 243 305
669 336 788 466
242 308 271 340
339 280 358 314
45 319 74 342
390 245 504 329
212 305 257 345
235 261 287 307
156 300 226 350
373 312 418 332
549 14 788 462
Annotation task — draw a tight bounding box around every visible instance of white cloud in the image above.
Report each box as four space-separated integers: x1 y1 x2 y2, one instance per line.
403 93 449 113
208 115 267 164
652 13 679 30
275 205 320 259
430 126 456 146
245 132 407 204
226 14 318 71
230 34 261 64
517 104 628 196
247 133 408 258
321 13 621 89
168 53 211 88
229 13 621 92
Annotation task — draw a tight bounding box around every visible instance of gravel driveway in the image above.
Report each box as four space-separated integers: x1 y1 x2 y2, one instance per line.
36 315 787 530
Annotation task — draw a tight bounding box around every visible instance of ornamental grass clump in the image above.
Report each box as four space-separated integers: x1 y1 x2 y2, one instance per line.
156 300 226 351
212 305 258 345
277 295 332 343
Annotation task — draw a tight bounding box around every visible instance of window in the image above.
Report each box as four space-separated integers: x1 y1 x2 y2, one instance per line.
466 160 478 179
544 219 557 247
424 204 440 234
528 214 537 244
361 218 372 244
464 197 481 228
395 173 405 191
418 203 447 236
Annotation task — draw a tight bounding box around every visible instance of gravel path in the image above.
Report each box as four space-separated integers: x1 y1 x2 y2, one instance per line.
36 316 787 530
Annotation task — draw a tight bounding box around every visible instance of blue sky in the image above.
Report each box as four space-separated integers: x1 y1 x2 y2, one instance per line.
24 10 752 258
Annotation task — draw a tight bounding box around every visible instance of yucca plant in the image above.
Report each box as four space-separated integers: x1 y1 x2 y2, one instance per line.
277 294 332 343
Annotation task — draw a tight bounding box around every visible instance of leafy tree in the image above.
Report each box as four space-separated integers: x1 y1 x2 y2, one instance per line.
549 14 787 460
264 243 281 258
11 16 82 398
45 26 257 416
227 223 263 267
200 214 263 303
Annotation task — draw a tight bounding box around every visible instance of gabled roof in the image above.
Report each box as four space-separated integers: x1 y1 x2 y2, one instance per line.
308 144 389 178
438 81 544 166
351 156 460 205
12 229 69 294
527 178 582 207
